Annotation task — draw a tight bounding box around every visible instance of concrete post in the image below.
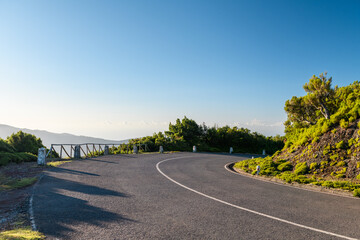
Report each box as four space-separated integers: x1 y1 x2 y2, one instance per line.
74 145 81 159
133 145 138 154
252 156 254 159
193 146 197 153
229 147 233 154
159 146 164 153
37 147 46 165
104 145 109 155
262 149 266 155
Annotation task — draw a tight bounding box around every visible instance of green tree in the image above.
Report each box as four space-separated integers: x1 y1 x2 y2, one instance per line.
303 73 336 119
285 73 336 128
166 116 202 147
6 131 44 155
284 96 317 125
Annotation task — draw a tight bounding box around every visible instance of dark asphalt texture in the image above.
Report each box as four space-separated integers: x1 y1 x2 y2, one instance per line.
33 153 360 239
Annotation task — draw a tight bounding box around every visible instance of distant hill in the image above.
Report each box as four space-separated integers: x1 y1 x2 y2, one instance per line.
0 124 128 148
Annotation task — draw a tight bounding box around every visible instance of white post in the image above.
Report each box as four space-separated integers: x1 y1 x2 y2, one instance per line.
37 147 46 165
104 145 109 155
133 145 138 154
193 146 197 153
262 149 266 155
74 145 81 159
159 146 164 153
229 147 233 154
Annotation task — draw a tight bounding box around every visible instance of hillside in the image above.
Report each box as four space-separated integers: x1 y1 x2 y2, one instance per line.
0 124 128 148
234 73 360 197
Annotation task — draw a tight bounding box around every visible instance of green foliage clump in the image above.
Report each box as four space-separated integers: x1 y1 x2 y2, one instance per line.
356 174 360 180
294 162 308 175
336 141 347 149
336 161 346 167
6 131 44 155
330 154 339 161
320 161 328 167
0 139 15 153
0 152 37 166
309 162 318 170
340 119 349 129
354 189 360 197
312 137 319 144
277 161 292 171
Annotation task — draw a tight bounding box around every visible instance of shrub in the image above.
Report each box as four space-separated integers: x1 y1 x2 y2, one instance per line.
320 161 328 167
310 162 318 170
336 161 346 167
336 141 346 149
294 162 308 175
336 174 345 178
6 131 44 155
0 139 15 153
277 162 293 171
312 137 319 144
0 152 37 166
340 119 349 129
356 174 360 180
322 181 334 188
354 189 360 197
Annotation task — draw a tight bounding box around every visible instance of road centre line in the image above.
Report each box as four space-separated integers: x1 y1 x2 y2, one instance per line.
156 157 358 240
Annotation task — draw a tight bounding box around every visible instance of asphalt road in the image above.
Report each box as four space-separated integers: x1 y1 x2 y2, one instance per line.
32 153 360 239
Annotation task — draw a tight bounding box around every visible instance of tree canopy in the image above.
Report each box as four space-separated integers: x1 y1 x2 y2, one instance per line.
285 73 336 129
6 131 44 154
130 117 284 154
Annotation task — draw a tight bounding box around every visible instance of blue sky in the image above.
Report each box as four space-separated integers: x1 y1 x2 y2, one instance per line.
1 0 359 140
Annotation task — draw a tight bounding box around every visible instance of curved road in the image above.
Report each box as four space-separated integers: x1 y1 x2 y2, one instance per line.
33 153 360 239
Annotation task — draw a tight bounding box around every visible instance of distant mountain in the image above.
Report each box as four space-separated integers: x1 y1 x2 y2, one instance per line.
0 124 128 148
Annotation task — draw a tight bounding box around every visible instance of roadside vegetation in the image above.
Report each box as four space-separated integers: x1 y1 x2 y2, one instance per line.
128 117 284 155
0 227 44 240
234 73 360 197
0 131 44 167
0 176 38 191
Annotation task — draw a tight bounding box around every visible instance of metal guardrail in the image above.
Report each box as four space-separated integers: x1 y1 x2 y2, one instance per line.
46 143 148 159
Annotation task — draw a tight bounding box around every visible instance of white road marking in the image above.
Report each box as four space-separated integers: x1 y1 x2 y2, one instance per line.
29 174 44 231
156 157 358 240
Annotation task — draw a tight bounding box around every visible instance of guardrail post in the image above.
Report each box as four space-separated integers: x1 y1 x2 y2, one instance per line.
74 145 81 159
159 146 164 153
133 145 138 154
229 147 233 154
104 145 109 155
193 146 196 153
38 147 46 165
262 149 266 155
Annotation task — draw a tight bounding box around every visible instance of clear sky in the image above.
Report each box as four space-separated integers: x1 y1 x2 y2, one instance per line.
1 0 359 140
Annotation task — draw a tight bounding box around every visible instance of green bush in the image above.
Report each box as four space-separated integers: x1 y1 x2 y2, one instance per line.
294 162 308 175
0 152 37 166
336 141 346 149
356 174 360 180
322 181 334 188
277 161 293 171
340 119 349 129
6 131 44 155
309 162 318 170
336 161 346 167
0 139 15 153
354 189 360 197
